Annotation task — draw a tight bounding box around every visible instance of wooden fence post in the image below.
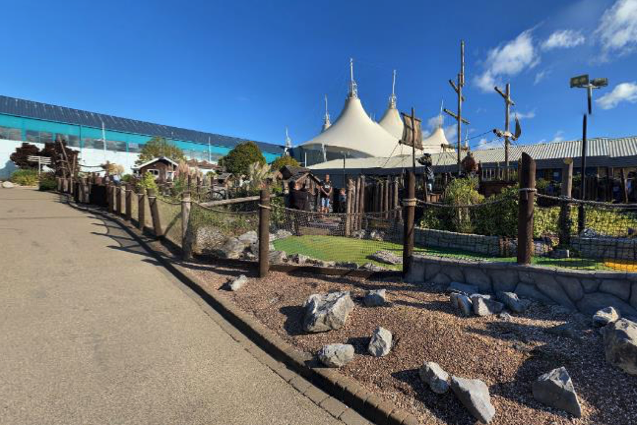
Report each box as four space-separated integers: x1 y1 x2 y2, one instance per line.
402 171 416 278
517 153 536 265
147 188 163 237
125 183 132 221
107 183 114 213
559 158 573 247
181 191 192 259
82 177 90 203
258 189 270 278
345 179 353 236
56 177 62 192
137 187 146 231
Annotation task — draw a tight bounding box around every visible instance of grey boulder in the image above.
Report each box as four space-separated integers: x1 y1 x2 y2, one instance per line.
268 250 287 264
471 295 504 316
450 376 496 424
237 230 258 245
1 181 14 188
368 327 392 357
303 291 354 333
363 289 387 307
418 362 449 394
216 237 246 259
532 367 582 417
228 274 248 291
368 250 402 265
603 318 637 375
593 306 621 327
318 344 355 367
450 292 473 317
496 291 530 313
447 281 479 295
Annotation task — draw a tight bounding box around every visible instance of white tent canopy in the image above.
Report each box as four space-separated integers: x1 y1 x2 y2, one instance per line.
422 126 453 153
300 93 400 158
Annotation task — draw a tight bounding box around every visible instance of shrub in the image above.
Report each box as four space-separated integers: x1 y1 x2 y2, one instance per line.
270 155 299 172
136 171 158 193
10 169 39 186
219 141 266 176
38 173 57 191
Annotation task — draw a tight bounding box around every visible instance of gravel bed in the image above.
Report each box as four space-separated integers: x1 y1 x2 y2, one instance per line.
184 260 637 425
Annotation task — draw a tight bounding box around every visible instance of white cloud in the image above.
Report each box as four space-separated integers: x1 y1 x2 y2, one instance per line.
475 138 503 150
510 110 536 120
551 130 565 143
534 69 551 85
444 124 457 141
474 29 539 92
595 0 637 57
541 29 585 50
596 81 637 109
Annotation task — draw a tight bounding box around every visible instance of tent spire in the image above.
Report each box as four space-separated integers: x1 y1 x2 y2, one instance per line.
322 95 331 132
285 127 292 150
388 70 397 108
349 58 358 98
438 99 444 128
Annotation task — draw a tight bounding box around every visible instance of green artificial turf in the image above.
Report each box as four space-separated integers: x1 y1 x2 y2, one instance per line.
272 235 611 271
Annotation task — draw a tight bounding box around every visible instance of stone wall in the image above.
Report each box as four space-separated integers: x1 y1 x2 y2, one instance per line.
414 227 500 256
406 255 637 317
571 236 637 261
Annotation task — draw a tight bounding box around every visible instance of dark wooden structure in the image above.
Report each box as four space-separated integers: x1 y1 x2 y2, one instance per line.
132 157 178 182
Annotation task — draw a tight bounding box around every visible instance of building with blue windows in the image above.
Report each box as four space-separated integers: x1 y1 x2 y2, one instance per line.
0 95 284 178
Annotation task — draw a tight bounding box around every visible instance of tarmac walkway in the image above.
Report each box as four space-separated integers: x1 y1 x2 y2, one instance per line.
0 188 348 425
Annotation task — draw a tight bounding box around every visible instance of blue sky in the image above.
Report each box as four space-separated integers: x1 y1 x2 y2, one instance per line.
1 0 636 150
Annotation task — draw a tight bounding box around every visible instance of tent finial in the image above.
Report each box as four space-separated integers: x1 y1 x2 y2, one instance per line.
388 70 397 108
349 58 358 98
322 95 331 132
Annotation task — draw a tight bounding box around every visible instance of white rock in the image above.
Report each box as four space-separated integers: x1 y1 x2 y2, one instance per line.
318 344 354 367
419 362 449 394
593 306 620 327
229 275 248 291
368 327 392 357
471 295 504 317
2 181 14 188
450 376 496 423
303 292 354 333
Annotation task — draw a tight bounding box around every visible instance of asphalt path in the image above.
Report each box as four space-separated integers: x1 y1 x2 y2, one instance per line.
0 188 343 425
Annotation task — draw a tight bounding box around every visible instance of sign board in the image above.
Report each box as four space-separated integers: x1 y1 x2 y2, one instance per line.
400 113 423 150
28 155 52 175
570 74 589 88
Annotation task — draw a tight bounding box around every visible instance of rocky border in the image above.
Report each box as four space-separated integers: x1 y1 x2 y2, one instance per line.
407 254 637 317
64 197 418 425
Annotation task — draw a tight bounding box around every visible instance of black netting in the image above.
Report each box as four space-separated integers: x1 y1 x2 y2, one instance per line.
415 193 518 262
185 201 259 261
534 193 637 271
269 205 404 271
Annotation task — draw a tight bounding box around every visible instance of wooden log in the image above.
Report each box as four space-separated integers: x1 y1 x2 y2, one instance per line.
620 168 629 203
359 176 365 228
345 179 353 236
125 183 132 221
517 153 536 265
384 176 390 218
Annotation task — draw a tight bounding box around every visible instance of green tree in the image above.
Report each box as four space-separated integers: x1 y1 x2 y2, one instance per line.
270 155 299 171
136 137 185 165
219 141 266 175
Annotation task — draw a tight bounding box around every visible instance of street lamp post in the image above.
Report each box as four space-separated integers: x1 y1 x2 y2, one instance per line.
570 74 608 233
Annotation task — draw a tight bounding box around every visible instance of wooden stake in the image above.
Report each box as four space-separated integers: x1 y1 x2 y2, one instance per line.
402 172 416 278
258 189 271 278
517 153 536 265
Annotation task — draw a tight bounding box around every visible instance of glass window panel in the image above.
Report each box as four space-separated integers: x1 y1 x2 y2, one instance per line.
83 138 104 150
106 140 127 152
128 142 141 153
0 126 21 141
39 132 53 143
26 130 39 143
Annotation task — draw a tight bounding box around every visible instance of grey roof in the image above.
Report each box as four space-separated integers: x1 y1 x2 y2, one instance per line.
0 95 284 155
309 136 637 173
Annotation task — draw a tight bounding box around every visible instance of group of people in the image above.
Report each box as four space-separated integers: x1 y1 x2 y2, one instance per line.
288 174 347 213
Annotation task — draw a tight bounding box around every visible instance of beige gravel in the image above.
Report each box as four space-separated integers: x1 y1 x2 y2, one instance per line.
184 261 637 425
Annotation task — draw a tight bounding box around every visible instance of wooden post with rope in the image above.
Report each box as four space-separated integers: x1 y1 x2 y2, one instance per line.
147 188 163 238
494 83 515 180
137 187 146 231
181 191 192 260
258 188 271 278
517 153 536 265
402 171 416 278
125 183 132 221
559 158 573 247
444 40 469 175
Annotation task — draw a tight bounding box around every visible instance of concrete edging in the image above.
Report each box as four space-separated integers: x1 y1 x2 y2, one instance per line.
65 198 419 425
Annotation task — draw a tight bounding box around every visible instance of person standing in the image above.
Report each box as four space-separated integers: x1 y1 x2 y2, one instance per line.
319 174 333 213
290 182 307 210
